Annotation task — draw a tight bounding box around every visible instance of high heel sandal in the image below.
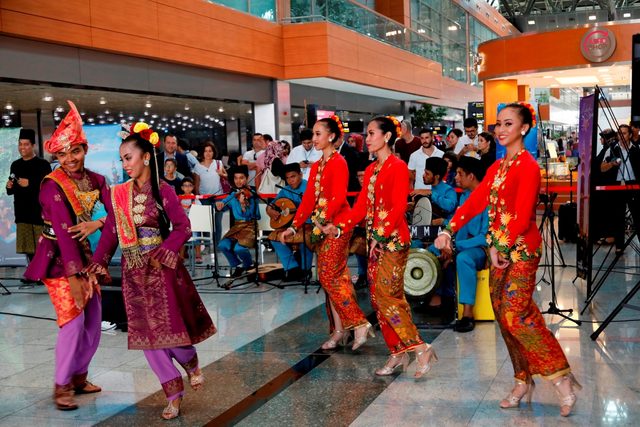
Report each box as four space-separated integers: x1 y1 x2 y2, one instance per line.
321 330 348 350
375 353 409 376
499 380 535 409
554 373 582 417
161 397 181 420
414 344 438 379
188 368 204 391
352 323 375 351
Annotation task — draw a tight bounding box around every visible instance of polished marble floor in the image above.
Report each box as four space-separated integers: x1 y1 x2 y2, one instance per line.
0 235 639 426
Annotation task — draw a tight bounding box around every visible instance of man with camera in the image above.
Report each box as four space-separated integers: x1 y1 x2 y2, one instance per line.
599 125 640 254
5 129 51 264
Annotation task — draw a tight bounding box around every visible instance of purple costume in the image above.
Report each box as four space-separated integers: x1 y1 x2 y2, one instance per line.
90 180 216 400
25 169 110 388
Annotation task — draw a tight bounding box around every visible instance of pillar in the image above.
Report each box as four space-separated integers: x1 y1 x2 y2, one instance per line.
483 79 518 126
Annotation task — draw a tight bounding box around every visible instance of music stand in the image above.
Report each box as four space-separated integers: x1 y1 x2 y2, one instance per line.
190 196 223 288
0 280 11 295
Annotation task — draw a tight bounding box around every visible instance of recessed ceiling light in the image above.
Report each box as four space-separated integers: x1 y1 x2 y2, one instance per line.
293 113 300 118
42 95 54 102
184 105 190 111
588 15 597 21
247 110 252 114
104 110 110 114
144 111 149 116
230 116 235 121
5 103 13 110
99 98 107 105
145 101 152 108
87 118 95 122
527 20 535 25
55 106 64 112
448 25 457 31
623 12 631 18
218 107 224 112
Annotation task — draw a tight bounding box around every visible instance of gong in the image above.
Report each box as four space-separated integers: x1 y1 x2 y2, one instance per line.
404 248 441 298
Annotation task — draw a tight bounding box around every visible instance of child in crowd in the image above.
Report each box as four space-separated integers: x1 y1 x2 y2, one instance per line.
179 177 202 263
163 158 183 195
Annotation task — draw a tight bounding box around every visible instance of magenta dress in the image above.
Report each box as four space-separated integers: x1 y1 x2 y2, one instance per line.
25 169 110 389
91 180 216 399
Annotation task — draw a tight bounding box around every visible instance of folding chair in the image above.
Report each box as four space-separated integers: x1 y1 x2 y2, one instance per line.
187 204 215 275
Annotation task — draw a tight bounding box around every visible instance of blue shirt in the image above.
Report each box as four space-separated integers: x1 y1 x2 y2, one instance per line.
220 189 260 221
274 180 311 224
431 181 458 220
455 190 489 252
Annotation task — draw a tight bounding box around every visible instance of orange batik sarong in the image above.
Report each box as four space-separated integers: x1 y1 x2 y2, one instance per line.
43 277 100 327
368 248 424 354
316 231 368 332
491 256 571 382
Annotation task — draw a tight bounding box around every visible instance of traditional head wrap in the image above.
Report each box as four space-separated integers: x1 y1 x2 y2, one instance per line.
44 100 87 153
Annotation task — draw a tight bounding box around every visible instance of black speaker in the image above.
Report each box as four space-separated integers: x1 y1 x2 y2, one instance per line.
101 278 127 331
632 34 640 122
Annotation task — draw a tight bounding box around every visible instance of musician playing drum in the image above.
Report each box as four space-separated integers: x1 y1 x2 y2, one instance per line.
267 163 314 282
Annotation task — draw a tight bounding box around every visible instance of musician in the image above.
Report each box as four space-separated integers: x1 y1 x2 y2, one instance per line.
215 165 259 277
447 157 488 333
422 157 458 225
267 163 313 282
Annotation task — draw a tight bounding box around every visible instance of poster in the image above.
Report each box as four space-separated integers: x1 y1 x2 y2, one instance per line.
0 128 23 265
576 93 597 282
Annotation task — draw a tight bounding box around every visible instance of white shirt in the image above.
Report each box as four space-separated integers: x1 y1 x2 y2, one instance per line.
408 147 444 190
242 149 264 183
606 145 636 182
454 135 480 159
194 161 224 196
286 145 322 180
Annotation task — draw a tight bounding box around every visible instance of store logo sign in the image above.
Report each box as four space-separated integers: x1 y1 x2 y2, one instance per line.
581 28 616 63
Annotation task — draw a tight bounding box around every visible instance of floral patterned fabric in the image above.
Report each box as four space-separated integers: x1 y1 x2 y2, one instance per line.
316 231 368 332
368 248 424 354
491 256 571 382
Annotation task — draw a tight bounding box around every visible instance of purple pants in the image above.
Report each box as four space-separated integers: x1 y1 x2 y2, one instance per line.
55 294 101 386
143 346 198 401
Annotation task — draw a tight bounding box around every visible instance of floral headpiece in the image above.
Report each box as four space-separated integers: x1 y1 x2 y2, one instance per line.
386 116 402 139
519 102 537 128
119 122 160 147
328 115 344 135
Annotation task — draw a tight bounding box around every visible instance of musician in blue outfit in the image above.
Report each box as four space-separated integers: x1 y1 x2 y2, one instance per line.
267 163 314 282
447 157 488 332
215 165 259 277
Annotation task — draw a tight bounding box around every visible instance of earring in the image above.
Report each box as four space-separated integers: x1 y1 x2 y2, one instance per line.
144 159 149 166
329 138 333 142
521 131 526 136
384 139 389 143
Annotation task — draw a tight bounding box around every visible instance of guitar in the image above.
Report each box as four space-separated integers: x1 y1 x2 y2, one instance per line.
270 198 298 229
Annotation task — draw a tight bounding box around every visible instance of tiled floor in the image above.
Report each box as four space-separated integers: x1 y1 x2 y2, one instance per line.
0 236 639 426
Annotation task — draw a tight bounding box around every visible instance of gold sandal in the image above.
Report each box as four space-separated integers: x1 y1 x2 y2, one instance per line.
352 323 375 351
375 353 409 376
414 344 438 379
321 330 348 350
554 373 582 417
188 368 204 391
161 398 181 420
499 380 535 409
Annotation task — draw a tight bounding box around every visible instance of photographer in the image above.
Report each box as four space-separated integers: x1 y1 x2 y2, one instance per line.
599 125 640 254
6 129 51 264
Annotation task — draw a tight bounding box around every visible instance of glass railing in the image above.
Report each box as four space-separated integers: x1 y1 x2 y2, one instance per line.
287 0 441 63
208 0 277 22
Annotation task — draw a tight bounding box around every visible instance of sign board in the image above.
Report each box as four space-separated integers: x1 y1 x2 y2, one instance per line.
580 28 616 63
468 102 484 120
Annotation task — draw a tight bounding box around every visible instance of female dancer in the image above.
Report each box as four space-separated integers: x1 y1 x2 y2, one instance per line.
25 101 109 410
280 116 372 351
324 116 437 378
434 103 580 417
88 123 216 419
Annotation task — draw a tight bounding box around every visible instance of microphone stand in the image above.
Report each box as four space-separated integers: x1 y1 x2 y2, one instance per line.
274 184 319 293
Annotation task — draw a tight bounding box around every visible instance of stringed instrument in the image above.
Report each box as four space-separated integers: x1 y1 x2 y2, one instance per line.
270 197 298 229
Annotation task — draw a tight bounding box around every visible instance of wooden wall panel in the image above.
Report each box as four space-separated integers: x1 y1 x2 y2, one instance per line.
89 0 159 40
1 9 91 46
2 0 91 26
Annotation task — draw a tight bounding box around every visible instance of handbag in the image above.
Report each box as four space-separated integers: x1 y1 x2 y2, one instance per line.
217 160 232 193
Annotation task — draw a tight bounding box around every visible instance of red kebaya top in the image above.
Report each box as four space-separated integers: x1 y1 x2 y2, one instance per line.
292 152 350 238
341 154 411 251
448 149 542 262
